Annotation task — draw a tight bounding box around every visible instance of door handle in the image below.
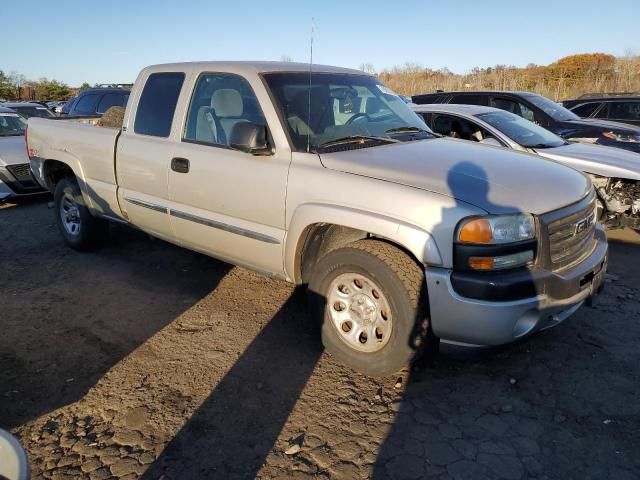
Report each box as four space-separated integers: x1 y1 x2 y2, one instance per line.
171 157 190 173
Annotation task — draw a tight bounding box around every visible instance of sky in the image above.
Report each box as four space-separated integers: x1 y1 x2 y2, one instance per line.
2 0 639 87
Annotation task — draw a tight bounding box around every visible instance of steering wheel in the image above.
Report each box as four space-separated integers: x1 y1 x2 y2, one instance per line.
346 113 371 125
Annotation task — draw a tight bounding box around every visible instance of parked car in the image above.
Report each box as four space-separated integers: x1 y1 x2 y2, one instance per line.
413 104 640 231
0 106 46 200
27 61 607 375
2 102 55 119
412 91 640 154
563 94 640 127
61 87 129 118
59 97 76 116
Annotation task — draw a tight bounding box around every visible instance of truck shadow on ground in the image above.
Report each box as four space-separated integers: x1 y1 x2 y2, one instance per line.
0 200 231 429
141 287 323 479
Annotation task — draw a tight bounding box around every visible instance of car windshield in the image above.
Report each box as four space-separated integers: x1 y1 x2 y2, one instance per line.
524 95 579 122
0 113 27 136
11 106 54 119
476 110 566 148
263 72 434 152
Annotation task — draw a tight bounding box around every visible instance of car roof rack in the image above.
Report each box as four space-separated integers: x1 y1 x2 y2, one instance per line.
577 92 640 99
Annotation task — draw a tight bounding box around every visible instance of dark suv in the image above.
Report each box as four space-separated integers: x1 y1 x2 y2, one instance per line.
563 94 640 127
412 90 640 154
62 87 130 117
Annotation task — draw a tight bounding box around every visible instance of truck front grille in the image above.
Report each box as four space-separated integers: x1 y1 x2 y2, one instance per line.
547 195 597 270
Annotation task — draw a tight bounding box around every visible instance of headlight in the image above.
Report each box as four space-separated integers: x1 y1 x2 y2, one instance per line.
455 214 536 271
457 214 536 244
602 131 640 143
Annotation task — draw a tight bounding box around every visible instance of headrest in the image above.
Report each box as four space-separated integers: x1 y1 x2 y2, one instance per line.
211 89 243 117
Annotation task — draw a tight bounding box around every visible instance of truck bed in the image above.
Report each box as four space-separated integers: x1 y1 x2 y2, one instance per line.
27 117 123 219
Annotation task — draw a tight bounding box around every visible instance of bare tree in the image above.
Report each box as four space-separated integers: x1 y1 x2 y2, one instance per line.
8 71 26 99
359 63 376 74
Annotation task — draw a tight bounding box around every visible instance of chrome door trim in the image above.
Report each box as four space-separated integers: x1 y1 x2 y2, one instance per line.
124 197 168 214
170 209 281 244
124 197 280 244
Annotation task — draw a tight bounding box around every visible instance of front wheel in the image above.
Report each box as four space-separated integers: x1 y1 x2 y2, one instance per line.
308 239 432 376
54 177 108 251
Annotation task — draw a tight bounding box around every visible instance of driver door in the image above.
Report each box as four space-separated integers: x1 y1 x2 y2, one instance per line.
168 72 289 275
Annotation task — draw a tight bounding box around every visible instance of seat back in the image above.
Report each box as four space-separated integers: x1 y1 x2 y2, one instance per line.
211 89 248 143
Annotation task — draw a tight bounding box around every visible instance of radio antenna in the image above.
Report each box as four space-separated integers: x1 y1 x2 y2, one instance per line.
307 17 314 153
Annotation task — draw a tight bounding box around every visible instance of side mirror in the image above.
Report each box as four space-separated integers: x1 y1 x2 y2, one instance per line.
480 137 502 147
229 122 271 155
0 429 29 480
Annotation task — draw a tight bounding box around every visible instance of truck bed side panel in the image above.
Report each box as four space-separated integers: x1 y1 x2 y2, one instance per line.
28 118 123 219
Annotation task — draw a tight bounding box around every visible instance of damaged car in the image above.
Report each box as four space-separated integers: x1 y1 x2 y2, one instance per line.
414 104 640 231
0 106 46 200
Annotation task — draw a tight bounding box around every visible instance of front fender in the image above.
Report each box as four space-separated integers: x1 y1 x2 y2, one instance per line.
284 203 444 282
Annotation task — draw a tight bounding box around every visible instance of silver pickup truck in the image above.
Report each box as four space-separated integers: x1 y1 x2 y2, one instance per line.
27 62 608 375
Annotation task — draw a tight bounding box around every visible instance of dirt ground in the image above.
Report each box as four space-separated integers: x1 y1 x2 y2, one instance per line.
1 197 639 480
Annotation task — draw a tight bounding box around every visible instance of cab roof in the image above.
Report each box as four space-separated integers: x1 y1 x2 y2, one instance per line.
141 61 365 76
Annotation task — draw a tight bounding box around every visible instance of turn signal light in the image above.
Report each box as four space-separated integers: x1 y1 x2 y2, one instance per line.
468 257 494 270
458 218 493 244
468 250 534 271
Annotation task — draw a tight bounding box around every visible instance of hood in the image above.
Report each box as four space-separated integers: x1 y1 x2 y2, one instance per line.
564 118 640 133
0 136 29 167
535 142 640 181
319 138 591 215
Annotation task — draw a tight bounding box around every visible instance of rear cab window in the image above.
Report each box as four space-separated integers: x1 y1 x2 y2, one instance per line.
134 72 185 137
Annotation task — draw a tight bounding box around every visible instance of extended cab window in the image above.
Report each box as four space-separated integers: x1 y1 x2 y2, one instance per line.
183 73 266 147
134 72 185 137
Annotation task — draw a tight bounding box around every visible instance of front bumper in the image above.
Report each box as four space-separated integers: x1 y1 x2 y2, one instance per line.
0 164 47 198
425 227 608 347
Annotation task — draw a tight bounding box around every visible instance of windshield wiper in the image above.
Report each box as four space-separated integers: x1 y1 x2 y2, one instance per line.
316 135 399 150
384 126 431 135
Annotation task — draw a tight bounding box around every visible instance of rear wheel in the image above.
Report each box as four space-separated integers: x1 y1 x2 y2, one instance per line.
54 177 108 251
308 239 432 376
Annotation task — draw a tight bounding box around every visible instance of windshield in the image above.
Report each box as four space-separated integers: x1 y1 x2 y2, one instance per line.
263 72 434 152
0 113 27 136
524 95 579 122
11 106 54 119
477 110 566 148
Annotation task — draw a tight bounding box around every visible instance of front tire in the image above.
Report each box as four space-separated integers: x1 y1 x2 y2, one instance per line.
308 239 432 376
54 177 108 251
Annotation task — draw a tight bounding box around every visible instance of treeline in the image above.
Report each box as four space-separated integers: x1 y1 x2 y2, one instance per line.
0 70 76 101
372 53 640 100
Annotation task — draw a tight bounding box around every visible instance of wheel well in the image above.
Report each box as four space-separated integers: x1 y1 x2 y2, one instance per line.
296 223 422 284
42 160 75 191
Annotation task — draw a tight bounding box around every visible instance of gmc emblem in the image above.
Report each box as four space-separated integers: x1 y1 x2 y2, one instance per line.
575 215 593 235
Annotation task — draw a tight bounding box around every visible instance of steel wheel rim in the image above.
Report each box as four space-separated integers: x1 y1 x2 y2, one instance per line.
60 193 81 236
327 273 393 353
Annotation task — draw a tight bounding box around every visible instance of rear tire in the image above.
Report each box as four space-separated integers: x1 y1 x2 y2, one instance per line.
308 239 432 376
54 177 108 251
